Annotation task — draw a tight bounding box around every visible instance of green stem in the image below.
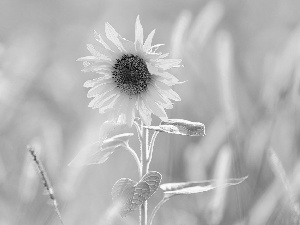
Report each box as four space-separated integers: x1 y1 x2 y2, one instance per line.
135 122 159 225
143 128 149 172
148 197 169 225
135 121 149 225
140 124 149 225
146 131 159 172
125 145 142 178
134 121 143 140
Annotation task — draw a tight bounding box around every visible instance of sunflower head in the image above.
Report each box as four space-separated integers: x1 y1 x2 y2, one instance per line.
78 16 182 127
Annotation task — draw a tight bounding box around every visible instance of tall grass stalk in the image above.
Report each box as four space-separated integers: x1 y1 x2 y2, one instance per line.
27 145 64 225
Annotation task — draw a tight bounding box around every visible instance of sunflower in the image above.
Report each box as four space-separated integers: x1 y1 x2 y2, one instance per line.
78 16 182 126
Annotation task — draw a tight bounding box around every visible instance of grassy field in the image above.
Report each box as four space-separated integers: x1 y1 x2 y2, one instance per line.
0 0 300 224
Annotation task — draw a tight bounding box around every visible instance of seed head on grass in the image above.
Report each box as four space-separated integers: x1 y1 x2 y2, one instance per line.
27 145 64 225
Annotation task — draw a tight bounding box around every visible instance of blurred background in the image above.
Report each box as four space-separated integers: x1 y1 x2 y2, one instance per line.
1 0 300 224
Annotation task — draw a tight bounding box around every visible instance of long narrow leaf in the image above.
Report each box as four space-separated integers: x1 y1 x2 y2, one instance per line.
160 176 247 198
144 119 205 136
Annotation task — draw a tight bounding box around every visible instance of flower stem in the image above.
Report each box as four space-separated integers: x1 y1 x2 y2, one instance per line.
138 122 149 225
146 131 159 172
148 197 169 225
143 128 149 173
125 145 142 178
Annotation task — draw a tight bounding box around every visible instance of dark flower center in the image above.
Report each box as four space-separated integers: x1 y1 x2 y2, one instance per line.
112 54 152 96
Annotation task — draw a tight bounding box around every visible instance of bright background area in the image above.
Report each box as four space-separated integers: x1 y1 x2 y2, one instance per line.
1 0 300 224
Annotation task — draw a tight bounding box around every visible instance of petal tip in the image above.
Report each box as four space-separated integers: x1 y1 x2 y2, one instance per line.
136 15 141 25
135 15 144 49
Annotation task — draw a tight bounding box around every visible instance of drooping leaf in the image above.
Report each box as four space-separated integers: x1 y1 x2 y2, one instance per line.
160 176 247 198
144 119 205 136
108 133 134 143
98 120 120 144
68 133 133 167
100 133 134 150
87 145 126 165
111 171 162 217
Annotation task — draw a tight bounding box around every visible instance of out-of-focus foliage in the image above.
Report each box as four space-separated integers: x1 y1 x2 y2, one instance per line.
1 0 300 224
69 133 134 166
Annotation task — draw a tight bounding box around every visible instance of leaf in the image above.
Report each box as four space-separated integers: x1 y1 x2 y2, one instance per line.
68 133 133 167
140 171 162 197
112 171 162 217
85 145 126 165
160 176 247 198
98 120 119 145
102 133 134 148
120 181 150 217
111 178 137 201
144 119 205 136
